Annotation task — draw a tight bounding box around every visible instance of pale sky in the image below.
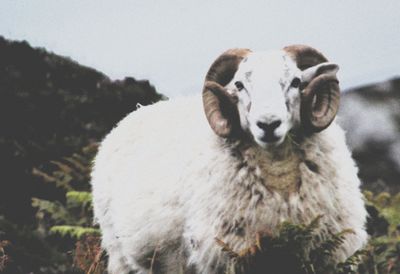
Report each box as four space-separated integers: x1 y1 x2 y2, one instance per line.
1 0 399 97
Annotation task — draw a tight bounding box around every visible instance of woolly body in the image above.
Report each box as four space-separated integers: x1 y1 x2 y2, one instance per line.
91 95 367 273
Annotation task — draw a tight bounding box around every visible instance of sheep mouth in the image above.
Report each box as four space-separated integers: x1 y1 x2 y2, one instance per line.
260 134 281 143
256 134 285 147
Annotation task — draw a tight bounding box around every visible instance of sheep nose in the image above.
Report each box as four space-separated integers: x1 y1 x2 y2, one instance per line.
257 119 282 143
256 120 282 132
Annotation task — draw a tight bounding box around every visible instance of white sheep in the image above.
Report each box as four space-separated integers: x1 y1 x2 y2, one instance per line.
91 45 368 274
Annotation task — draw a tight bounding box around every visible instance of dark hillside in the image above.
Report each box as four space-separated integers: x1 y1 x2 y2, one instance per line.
339 77 400 192
0 36 164 224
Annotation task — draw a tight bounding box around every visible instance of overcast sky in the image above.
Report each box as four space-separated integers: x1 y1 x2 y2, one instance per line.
1 0 399 97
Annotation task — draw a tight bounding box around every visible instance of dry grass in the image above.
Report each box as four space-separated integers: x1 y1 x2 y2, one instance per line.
73 235 106 274
0 240 10 271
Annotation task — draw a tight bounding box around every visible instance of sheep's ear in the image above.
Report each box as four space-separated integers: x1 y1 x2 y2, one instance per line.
301 62 339 83
202 49 251 138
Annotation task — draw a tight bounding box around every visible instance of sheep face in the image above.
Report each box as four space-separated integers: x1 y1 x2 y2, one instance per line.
226 51 300 147
226 51 339 148
203 46 340 142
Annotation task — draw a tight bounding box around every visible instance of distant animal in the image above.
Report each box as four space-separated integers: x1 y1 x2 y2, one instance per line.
91 45 367 274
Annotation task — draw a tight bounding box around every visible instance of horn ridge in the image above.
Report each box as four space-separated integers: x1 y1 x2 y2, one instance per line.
301 74 340 132
284 45 328 70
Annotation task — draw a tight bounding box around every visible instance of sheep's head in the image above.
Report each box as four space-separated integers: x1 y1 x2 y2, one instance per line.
203 45 340 148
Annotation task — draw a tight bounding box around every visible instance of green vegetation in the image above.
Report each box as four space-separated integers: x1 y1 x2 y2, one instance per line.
358 192 400 274
220 216 363 274
29 144 104 273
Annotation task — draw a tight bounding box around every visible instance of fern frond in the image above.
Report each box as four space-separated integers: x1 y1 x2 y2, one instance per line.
50 225 100 239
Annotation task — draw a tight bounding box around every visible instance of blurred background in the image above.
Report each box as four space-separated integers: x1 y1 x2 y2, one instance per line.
0 1 399 273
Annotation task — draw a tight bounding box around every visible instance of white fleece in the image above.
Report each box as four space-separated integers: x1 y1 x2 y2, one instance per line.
91 95 367 274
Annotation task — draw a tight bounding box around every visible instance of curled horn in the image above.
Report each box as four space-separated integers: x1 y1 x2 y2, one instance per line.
284 45 340 133
202 48 251 137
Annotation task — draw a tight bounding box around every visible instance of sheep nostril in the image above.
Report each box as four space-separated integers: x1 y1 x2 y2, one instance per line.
256 121 268 130
269 120 282 130
256 120 282 132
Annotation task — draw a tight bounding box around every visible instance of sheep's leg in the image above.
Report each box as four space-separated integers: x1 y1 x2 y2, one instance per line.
107 250 132 274
99 222 134 273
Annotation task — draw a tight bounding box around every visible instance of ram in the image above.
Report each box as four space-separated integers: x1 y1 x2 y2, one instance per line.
91 45 367 273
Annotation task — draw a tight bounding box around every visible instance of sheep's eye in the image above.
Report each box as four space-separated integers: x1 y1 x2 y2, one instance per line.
234 81 244 91
290 77 301 88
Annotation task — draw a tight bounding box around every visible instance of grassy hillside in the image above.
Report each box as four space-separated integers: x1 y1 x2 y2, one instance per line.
0 36 164 272
340 78 400 193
